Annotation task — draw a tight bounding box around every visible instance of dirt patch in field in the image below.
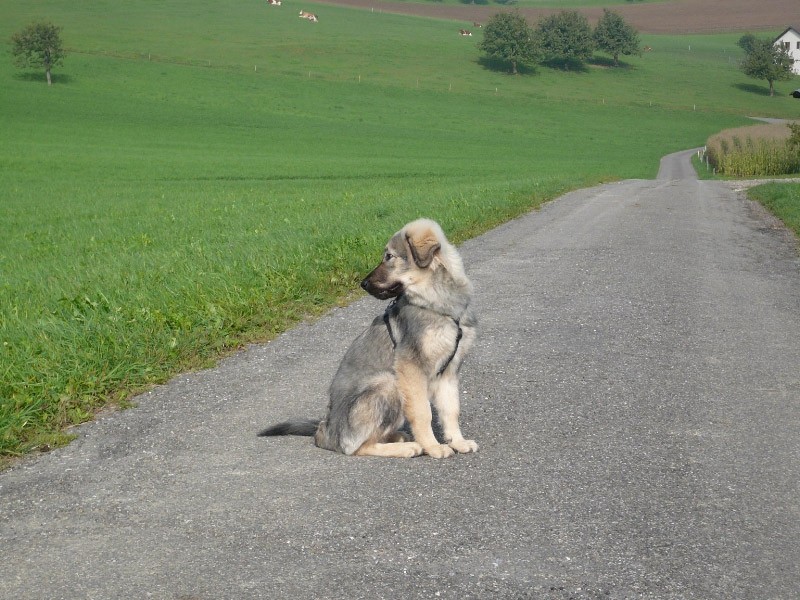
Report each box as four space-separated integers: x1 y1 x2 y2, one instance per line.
311 0 800 34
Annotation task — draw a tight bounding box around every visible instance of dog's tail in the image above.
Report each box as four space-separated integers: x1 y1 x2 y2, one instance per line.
258 419 320 437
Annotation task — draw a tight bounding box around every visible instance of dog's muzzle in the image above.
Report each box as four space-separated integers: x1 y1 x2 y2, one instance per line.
361 277 403 300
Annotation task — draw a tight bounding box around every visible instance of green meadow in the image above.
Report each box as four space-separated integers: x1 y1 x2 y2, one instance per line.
2 0 799 459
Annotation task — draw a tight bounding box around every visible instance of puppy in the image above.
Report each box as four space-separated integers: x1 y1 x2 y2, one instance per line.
259 219 477 458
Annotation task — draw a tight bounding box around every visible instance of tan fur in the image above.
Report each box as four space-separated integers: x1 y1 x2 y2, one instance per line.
404 222 441 268
354 441 423 458
396 359 454 458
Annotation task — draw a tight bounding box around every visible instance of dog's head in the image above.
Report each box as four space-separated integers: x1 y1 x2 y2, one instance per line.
361 219 455 300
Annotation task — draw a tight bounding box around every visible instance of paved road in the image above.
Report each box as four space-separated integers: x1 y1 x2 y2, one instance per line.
2 152 799 599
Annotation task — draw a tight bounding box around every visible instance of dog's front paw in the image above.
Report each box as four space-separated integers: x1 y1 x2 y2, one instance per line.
449 439 479 454
424 443 455 459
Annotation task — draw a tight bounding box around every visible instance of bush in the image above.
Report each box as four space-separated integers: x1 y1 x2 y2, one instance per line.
788 122 800 150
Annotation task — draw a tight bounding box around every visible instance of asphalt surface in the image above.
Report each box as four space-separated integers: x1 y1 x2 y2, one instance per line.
2 152 799 599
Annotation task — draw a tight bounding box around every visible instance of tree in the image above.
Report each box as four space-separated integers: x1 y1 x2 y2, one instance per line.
11 22 66 86
593 9 641 67
739 38 793 97
536 10 594 69
737 33 757 55
479 12 541 75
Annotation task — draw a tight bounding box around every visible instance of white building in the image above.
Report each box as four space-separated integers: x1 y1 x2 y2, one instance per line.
774 26 800 75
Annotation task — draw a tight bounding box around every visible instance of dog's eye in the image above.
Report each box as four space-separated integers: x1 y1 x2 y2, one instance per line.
384 252 394 262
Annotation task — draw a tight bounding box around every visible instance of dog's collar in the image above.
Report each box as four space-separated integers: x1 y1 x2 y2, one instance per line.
383 303 398 348
383 298 463 376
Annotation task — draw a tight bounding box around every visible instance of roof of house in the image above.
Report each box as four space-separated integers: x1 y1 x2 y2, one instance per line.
774 26 800 42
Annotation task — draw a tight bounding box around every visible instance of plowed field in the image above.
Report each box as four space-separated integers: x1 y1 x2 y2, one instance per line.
312 0 800 34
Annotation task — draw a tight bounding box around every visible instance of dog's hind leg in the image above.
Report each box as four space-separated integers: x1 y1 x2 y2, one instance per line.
336 375 408 455
354 440 423 458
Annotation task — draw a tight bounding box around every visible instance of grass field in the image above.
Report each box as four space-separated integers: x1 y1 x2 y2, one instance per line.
2 0 800 460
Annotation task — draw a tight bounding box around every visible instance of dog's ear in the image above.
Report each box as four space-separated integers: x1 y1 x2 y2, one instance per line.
405 226 441 268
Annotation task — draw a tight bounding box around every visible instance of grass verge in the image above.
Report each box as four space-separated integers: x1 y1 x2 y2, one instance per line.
747 183 800 237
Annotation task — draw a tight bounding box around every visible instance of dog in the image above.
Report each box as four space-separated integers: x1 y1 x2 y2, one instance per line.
258 219 478 458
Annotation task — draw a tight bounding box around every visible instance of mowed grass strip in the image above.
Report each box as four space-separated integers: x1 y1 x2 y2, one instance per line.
747 183 800 237
1 0 798 460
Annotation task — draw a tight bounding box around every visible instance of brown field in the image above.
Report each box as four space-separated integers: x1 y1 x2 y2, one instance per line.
312 0 800 34
709 122 793 148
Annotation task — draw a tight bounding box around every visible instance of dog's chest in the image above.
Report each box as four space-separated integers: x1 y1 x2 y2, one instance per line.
419 320 463 361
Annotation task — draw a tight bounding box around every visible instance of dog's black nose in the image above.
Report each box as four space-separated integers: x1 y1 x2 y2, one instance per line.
360 278 369 291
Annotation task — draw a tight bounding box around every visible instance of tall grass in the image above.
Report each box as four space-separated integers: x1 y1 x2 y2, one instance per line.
1 0 798 460
705 123 800 177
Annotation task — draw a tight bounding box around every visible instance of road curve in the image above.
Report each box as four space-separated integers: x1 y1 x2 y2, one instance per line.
658 148 702 180
1 153 799 599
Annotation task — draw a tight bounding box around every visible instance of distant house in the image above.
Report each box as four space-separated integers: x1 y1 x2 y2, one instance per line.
774 26 800 74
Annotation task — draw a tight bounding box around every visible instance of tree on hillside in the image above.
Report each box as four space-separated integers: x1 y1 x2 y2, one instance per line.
736 33 757 55
593 9 641 67
479 12 541 75
536 10 594 69
739 37 793 97
11 21 66 85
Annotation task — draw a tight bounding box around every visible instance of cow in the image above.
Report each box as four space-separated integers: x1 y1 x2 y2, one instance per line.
459 29 472 37
643 45 653 52
473 22 482 28
299 10 318 22
267 0 281 5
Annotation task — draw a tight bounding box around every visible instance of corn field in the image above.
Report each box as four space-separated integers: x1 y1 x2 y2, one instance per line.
704 122 800 177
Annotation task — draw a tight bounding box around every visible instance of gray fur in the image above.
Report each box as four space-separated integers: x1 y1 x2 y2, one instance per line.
258 419 319 437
